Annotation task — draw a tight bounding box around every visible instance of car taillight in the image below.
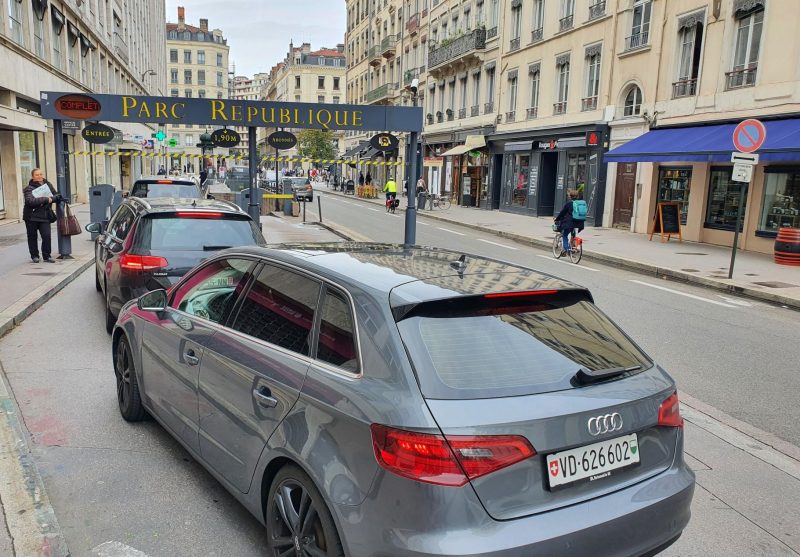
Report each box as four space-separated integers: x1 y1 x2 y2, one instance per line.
484 290 558 299
175 211 223 218
658 392 684 428
370 424 536 486
120 254 169 272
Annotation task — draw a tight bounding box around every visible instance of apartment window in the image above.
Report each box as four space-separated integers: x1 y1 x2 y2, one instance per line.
333 96 340 104
490 0 499 27
296 76 302 89
170 69 178 84
583 49 601 110
333 77 340 90
317 95 325 103
217 92 224 99
507 72 518 120
184 70 192 84
52 17 64 70
68 38 77 78
555 57 570 114
448 81 456 116
170 49 178 63
199 90 206 98
528 65 540 118
560 0 574 31
318 76 325 89
438 84 445 120
217 72 223 87
295 95 301 102
627 0 652 50
459 77 468 112
674 17 703 98
8 0 25 46
623 85 642 116
198 70 205 85
184 50 192 64
486 67 495 104
185 89 192 98
728 7 763 89
216 53 223 66
476 1 484 25
472 73 481 108
198 50 205 64
185 134 194 146
706 168 747 231
33 14 45 58
510 4 522 49
532 0 545 40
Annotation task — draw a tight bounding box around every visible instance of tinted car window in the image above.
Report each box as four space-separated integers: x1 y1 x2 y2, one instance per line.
137 215 263 251
170 258 252 324
107 206 136 240
231 264 320 356
316 288 358 373
397 300 651 399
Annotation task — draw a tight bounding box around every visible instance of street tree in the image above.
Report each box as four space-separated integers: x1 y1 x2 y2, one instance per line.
297 129 336 166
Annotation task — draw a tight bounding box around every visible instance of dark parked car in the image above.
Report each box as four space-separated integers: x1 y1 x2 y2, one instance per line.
284 176 313 201
130 176 203 199
86 197 265 334
111 244 694 557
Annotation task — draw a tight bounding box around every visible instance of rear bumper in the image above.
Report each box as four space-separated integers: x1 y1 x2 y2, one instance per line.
335 462 695 557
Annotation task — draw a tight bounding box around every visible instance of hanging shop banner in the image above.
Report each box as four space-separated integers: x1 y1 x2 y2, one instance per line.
267 130 298 150
370 132 399 151
211 128 241 148
41 92 424 132
81 122 114 144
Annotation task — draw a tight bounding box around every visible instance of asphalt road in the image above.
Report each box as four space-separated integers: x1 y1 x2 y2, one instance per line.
308 191 800 448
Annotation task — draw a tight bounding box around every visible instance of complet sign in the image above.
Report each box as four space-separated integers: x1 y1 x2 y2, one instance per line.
41 92 424 132
267 130 297 150
81 122 114 144
211 128 240 148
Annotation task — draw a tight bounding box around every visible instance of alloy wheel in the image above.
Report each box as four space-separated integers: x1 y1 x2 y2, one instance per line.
269 480 328 557
115 340 131 411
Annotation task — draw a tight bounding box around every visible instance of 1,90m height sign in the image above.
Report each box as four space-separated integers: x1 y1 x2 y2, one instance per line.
40 92 423 132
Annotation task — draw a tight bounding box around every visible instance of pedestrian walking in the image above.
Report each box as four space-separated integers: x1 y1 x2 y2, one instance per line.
157 165 166 176
416 176 427 194
358 171 365 187
365 171 372 186
23 168 61 264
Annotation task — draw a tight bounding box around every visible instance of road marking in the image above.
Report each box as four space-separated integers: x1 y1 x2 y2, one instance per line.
629 280 737 307
417 221 430 226
477 238 518 250
717 295 757 307
436 227 465 236
368 208 381 212
92 541 151 557
535 254 599 271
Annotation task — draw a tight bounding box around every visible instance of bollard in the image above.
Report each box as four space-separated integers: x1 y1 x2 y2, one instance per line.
317 196 322 223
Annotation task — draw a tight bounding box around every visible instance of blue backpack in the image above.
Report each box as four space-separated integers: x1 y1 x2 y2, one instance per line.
572 200 588 220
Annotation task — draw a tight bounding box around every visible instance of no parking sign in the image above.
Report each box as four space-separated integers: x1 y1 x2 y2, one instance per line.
732 119 766 153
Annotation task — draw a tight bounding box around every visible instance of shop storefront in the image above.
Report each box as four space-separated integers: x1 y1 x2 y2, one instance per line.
439 132 491 208
422 132 454 196
605 116 800 254
488 123 609 225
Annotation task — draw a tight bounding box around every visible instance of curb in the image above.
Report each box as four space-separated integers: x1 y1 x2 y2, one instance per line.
0 255 94 340
319 191 800 310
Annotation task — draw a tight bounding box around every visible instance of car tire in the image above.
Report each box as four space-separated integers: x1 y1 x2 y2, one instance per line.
266 465 344 557
114 336 146 422
95 266 102 293
105 286 115 335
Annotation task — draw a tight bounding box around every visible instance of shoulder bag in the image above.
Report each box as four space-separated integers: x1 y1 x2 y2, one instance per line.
58 203 82 236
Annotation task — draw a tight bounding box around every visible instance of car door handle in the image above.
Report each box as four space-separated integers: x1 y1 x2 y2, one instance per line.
183 350 200 366
252 387 278 408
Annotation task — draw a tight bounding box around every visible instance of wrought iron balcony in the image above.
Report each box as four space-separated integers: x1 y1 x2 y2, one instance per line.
725 67 757 90
456 108 465 119
526 107 538 119
589 1 606 20
487 26 498 39
531 27 543 42
509 37 520 51
559 15 574 32
505 111 516 123
368 45 382 66
406 13 419 34
366 82 398 103
381 34 398 58
672 78 697 98
581 96 598 111
553 101 568 115
624 31 649 51
484 101 494 114
428 28 487 71
471 105 480 117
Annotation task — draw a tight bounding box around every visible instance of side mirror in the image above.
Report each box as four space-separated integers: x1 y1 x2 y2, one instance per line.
137 289 168 312
85 222 102 234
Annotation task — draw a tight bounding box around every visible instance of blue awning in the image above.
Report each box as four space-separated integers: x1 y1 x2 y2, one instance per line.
605 117 800 163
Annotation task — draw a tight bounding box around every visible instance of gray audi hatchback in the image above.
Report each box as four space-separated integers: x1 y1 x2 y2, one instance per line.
112 244 694 557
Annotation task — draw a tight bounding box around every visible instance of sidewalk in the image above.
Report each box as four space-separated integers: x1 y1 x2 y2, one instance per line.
318 183 800 309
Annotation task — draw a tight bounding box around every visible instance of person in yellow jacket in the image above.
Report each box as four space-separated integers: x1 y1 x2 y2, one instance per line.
383 177 398 202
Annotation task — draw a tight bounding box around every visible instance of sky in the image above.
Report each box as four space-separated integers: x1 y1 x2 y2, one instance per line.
165 0 347 77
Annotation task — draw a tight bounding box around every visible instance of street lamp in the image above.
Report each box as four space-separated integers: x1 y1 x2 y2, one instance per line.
404 78 420 247
140 69 156 82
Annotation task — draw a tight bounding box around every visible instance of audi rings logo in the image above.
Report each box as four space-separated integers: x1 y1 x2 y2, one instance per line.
587 413 624 436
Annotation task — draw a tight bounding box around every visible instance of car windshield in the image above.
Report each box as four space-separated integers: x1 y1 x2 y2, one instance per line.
137 215 263 251
133 183 199 198
396 299 651 399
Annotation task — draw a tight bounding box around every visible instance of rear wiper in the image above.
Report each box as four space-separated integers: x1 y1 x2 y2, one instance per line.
572 365 641 386
202 245 232 251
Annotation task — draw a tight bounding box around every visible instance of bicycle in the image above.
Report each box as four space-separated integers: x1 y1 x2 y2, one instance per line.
385 194 398 213
425 193 452 210
551 224 583 264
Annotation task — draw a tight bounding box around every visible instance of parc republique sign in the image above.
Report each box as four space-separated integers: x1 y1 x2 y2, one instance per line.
40 92 423 132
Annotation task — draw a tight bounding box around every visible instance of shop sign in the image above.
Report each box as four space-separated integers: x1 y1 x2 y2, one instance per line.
267 130 297 150
62 120 81 130
539 139 558 150
468 150 482 158
585 130 601 147
528 166 539 197
211 128 241 148
53 94 101 120
82 123 114 144
370 132 399 151
424 157 444 167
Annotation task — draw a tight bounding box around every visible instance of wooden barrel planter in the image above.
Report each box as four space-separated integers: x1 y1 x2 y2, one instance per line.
774 227 800 266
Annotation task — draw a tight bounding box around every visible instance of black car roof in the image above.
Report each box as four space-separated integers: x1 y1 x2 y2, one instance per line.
219 243 585 298
134 176 196 185
126 197 246 215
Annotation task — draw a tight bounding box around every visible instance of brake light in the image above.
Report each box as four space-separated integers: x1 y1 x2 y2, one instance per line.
156 180 173 184
657 392 684 428
370 424 536 486
485 290 558 299
120 254 169 271
175 211 224 218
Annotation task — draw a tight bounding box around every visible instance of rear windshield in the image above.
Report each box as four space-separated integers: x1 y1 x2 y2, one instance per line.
132 182 198 198
137 215 263 251
396 299 651 399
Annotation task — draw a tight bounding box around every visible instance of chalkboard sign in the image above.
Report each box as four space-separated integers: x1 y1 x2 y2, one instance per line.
650 202 683 242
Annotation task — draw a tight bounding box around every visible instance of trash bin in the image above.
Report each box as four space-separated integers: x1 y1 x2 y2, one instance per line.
417 192 427 210
283 199 293 216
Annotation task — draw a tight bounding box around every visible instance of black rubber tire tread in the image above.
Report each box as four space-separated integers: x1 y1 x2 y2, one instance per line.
95 266 102 292
105 285 115 335
115 336 147 422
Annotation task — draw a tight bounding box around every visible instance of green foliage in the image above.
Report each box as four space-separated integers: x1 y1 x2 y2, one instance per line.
297 129 336 162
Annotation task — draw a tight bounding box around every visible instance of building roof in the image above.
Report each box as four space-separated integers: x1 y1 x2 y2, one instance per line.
310 49 345 58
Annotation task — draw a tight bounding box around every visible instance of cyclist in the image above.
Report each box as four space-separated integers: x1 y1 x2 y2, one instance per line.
554 189 586 256
383 176 398 208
